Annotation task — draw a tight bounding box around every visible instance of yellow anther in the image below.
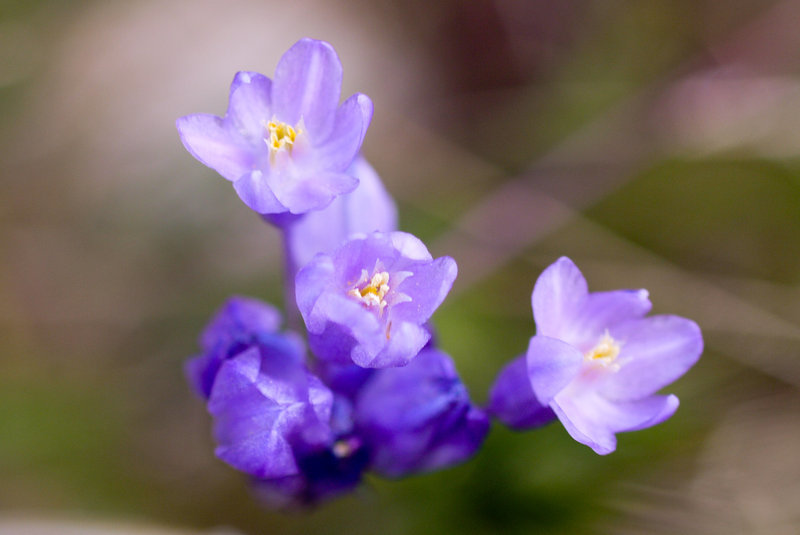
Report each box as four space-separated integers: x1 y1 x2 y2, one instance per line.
264 119 300 156
584 331 621 370
348 270 391 315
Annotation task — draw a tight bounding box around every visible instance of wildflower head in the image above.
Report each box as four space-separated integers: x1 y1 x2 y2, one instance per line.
488 257 703 454
296 231 457 368
176 38 373 217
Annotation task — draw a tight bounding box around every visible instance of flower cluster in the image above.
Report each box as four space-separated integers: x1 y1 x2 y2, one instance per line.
178 38 703 507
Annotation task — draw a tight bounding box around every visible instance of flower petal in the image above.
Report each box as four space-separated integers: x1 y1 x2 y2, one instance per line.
359 320 430 368
389 231 433 262
295 231 453 368
227 71 272 140
355 349 489 477
551 393 617 455
200 296 282 352
272 38 342 140
552 389 679 454
274 172 359 215
532 257 588 340
295 254 335 333
176 113 255 181
487 355 557 430
526 335 584 405
311 292 381 341
606 394 679 432
567 289 652 350
312 93 373 172
208 348 301 478
185 352 215 399
389 256 457 325
344 158 397 234
285 157 397 270
601 315 703 400
233 170 287 214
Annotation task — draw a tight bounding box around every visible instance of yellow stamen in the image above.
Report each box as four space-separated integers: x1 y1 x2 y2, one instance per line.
264 119 300 157
348 270 390 315
584 331 621 370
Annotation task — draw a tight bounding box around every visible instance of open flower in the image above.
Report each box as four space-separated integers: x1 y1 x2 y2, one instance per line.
295 231 457 368
488 257 703 454
176 38 372 216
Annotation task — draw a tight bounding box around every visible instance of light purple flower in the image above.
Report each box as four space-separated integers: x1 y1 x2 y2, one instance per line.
489 257 703 454
354 348 489 477
176 38 373 216
295 231 457 368
286 156 397 270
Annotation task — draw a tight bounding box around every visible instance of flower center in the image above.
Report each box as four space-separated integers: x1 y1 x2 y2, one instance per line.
584 331 621 370
348 270 390 315
264 119 300 155
332 437 360 459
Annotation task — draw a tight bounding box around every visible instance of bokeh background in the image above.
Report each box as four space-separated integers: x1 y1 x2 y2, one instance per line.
2 0 800 533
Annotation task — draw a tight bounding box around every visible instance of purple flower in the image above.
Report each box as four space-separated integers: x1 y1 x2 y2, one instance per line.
286 156 397 270
295 231 458 368
353 348 489 477
197 311 370 506
176 38 373 216
201 319 483 506
185 296 304 398
207 347 334 480
488 257 703 454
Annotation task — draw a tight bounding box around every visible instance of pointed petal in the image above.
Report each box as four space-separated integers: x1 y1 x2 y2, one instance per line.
601 315 703 400
526 335 583 405
232 170 287 214
227 71 272 139
606 394 679 432
551 395 617 455
312 93 373 172
532 257 588 340
272 38 342 140
389 231 433 262
389 256 457 324
361 321 430 368
552 390 679 454
176 113 255 181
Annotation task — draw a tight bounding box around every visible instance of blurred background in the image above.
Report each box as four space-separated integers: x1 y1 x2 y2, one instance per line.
2 0 800 533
